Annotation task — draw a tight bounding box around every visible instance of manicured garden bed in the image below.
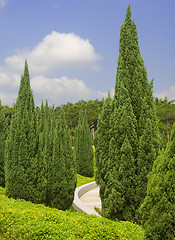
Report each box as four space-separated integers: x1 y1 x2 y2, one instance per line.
0 177 144 240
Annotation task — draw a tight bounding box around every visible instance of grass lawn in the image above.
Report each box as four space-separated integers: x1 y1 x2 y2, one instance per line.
76 174 95 187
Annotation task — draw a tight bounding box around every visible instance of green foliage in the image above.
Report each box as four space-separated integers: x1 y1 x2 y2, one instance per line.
155 97 175 146
4 62 76 210
139 123 175 240
0 190 144 239
0 101 7 187
74 110 94 177
36 102 76 210
95 93 113 202
46 108 76 210
35 101 50 204
104 84 138 221
2 104 15 126
55 99 103 136
95 4 161 222
136 82 161 207
115 4 140 103
0 186 5 195
76 174 95 187
4 60 40 202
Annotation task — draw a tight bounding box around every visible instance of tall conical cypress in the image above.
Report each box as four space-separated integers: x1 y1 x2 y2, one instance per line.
115 4 140 102
95 92 113 202
102 82 138 220
47 108 76 210
139 123 175 240
5 60 44 203
34 101 52 204
95 4 160 221
135 79 161 207
74 110 94 177
0 101 7 187
35 102 76 209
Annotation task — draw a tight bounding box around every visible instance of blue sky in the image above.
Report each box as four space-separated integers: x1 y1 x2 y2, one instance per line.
0 0 175 106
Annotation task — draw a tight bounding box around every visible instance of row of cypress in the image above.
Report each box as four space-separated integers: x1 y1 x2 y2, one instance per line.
4 61 77 210
74 110 94 177
0 60 93 209
95 5 174 239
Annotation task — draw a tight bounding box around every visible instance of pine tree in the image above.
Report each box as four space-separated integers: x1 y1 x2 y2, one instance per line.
47 108 76 210
74 110 93 177
139 123 175 240
5 60 45 203
0 101 7 187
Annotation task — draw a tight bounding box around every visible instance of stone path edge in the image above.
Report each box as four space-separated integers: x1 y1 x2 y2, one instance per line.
72 181 101 217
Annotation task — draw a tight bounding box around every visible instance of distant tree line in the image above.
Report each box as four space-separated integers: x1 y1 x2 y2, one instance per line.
155 97 175 145
2 97 175 145
2 99 103 139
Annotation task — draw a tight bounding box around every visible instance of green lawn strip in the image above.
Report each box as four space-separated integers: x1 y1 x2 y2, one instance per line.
76 174 95 187
0 192 144 240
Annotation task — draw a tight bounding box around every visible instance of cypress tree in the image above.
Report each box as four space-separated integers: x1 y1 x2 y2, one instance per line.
47 108 76 210
41 101 54 206
74 110 93 177
139 123 175 240
59 108 76 209
102 83 138 221
103 136 136 221
115 4 140 102
136 80 161 206
34 101 51 204
95 93 113 202
95 4 160 221
0 101 7 187
5 60 45 203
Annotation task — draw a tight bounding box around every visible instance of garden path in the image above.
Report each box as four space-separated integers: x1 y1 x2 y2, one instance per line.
79 186 101 212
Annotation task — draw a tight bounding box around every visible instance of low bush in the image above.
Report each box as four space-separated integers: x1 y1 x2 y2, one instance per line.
0 189 144 239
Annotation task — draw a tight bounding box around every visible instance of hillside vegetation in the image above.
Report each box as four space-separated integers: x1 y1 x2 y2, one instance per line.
0 180 144 240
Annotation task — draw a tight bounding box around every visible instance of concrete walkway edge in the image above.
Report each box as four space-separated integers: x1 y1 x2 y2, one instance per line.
72 181 101 217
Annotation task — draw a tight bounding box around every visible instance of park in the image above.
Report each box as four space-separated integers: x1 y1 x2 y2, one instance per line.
0 4 174 240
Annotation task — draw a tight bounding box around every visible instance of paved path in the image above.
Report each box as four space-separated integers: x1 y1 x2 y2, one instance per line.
79 186 101 212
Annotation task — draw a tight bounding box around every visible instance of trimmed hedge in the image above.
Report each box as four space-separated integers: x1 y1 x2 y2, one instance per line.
0 186 144 240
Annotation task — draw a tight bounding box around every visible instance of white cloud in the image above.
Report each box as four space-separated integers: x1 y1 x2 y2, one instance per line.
0 92 17 106
154 86 175 101
31 75 107 105
0 31 104 106
0 0 6 8
110 88 114 98
5 31 101 75
0 69 19 88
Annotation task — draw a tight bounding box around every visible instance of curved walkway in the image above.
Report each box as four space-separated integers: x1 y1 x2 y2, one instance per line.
72 182 101 217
